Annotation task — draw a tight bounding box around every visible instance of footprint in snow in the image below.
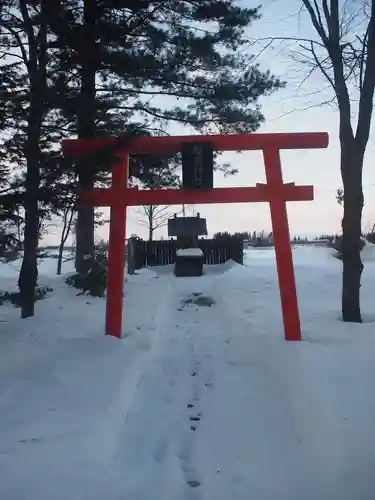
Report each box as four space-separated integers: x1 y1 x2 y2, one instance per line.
187 479 201 488
190 416 201 422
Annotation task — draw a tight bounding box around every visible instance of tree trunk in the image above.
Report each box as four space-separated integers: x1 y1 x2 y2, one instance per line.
19 109 42 317
75 176 95 273
341 140 364 323
148 207 154 241
19 108 42 317
75 0 97 273
18 0 47 318
57 209 74 275
19 208 39 318
57 245 63 275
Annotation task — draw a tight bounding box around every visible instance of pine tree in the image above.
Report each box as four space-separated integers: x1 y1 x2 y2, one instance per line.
47 0 284 272
0 0 50 317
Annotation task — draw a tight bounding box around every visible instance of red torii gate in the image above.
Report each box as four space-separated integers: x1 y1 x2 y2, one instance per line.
62 132 329 341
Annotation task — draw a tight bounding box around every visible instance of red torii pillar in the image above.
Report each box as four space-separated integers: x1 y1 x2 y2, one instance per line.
62 132 329 341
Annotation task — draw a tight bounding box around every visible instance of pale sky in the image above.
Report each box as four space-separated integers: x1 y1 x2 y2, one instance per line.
127 0 375 241
44 0 375 245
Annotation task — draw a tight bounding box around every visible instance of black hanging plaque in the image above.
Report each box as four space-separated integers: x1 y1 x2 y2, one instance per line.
182 142 214 189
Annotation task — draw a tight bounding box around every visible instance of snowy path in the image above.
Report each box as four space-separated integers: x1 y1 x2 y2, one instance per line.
93 271 335 500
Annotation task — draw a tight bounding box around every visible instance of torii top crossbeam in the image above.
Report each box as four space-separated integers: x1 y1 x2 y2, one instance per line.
63 132 328 157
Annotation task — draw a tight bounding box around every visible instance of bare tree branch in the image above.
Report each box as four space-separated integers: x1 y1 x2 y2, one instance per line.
302 0 329 44
135 204 193 239
358 31 369 90
306 40 336 88
355 0 375 151
1 24 29 69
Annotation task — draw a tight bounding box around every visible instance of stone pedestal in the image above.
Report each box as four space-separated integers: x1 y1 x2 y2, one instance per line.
174 248 204 277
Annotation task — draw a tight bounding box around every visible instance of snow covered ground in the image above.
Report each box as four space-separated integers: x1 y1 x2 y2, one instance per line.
1 246 375 500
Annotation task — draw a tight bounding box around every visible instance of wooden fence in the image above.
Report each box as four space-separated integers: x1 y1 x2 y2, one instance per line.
132 238 243 268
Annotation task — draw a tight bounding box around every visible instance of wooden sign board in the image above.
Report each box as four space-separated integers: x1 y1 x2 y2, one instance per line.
182 142 214 189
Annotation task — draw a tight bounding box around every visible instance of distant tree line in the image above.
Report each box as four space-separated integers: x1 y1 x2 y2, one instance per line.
214 231 313 246
214 230 375 248
213 231 273 246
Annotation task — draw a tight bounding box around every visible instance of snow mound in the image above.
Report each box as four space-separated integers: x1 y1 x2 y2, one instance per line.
203 259 240 275
176 248 204 257
330 239 375 263
361 240 375 262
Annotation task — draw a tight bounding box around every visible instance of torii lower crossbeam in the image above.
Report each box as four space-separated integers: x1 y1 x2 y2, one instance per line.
62 132 329 342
